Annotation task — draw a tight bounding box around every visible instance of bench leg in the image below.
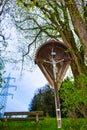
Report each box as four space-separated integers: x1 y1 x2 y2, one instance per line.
4 119 9 127
36 113 39 122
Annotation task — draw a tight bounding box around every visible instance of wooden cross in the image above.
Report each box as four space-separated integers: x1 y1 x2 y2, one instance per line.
34 39 73 128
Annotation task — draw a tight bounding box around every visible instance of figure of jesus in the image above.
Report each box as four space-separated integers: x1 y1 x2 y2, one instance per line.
44 51 64 82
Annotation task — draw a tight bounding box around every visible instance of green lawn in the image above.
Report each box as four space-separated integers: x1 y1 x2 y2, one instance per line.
0 118 87 130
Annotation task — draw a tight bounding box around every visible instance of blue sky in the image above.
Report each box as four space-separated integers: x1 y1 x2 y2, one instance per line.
1 18 72 112
1 6 73 113
5 66 47 112
1 18 47 112
5 65 72 112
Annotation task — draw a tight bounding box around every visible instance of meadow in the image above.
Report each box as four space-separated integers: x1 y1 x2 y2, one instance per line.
0 117 87 130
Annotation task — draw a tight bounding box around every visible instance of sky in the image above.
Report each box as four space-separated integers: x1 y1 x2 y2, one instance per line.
0 14 48 112
1 11 72 113
1 26 72 112
4 64 72 112
5 66 47 112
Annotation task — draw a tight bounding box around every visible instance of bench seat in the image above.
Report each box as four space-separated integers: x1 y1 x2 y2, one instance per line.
2 111 44 122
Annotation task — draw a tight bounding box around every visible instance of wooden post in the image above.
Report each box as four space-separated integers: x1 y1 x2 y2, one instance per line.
54 83 61 128
36 112 39 122
34 39 73 128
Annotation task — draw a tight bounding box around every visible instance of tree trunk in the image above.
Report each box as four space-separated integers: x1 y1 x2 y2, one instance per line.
65 0 87 58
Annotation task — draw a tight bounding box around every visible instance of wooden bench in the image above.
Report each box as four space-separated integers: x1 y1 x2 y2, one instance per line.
1 111 44 122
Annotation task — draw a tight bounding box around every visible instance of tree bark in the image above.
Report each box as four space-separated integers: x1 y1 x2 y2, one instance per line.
65 0 87 58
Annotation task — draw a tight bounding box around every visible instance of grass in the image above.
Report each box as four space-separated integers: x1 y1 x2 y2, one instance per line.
0 117 87 130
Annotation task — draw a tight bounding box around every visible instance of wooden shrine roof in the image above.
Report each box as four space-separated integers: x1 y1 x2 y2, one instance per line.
34 39 73 89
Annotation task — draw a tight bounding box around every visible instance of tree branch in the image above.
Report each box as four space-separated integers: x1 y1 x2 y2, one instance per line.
23 30 42 56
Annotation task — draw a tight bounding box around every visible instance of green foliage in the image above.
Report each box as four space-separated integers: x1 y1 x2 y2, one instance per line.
0 118 86 130
0 71 5 88
29 85 56 117
60 79 78 111
76 75 87 104
0 74 2 88
0 57 5 88
0 72 5 88
16 0 36 7
29 77 87 118
60 77 87 118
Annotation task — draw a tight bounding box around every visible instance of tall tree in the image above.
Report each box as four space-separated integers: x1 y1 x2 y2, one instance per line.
29 84 56 117
15 0 87 78
16 0 87 117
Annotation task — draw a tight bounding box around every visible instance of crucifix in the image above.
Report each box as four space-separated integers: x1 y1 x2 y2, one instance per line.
44 50 64 128
44 51 64 82
34 39 73 129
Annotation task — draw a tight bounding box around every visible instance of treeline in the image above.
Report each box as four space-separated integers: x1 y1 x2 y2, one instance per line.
29 84 56 117
29 78 87 118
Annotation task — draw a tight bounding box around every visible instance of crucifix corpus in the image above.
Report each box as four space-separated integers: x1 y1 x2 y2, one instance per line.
34 39 73 128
